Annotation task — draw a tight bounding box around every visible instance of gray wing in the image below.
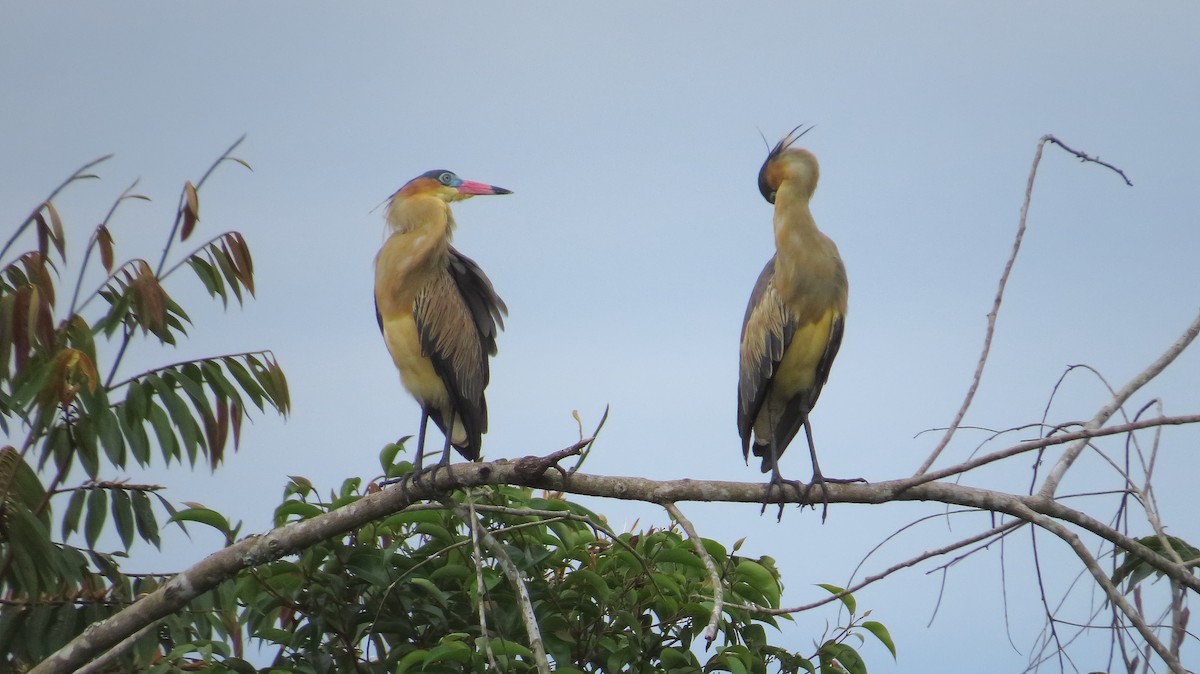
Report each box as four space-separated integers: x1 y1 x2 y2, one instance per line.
736 256 796 460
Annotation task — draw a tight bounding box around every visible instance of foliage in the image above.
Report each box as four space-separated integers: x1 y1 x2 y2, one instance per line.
167 445 894 673
0 148 289 670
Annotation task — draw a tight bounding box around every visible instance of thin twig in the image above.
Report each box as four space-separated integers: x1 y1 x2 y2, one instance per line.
903 414 1200 491
67 179 147 318
464 492 501 672
1011 502 1184 674
664 502 723 648
1039 312 1200 497
736 520 1025 618
2 154 113 263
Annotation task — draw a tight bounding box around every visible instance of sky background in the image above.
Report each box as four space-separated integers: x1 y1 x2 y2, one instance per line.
4 2 1200 671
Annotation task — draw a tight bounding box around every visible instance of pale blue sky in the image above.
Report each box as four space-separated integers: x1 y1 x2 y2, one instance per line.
4 3 1199 671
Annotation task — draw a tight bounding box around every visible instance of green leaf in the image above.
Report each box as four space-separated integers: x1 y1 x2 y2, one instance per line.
820 642 866 674
97 407 126 467
816 583 856 614
486 638 534 657
151 374 204 464
409 577 450 608
424 639 471 665
394 648 429 674
111 487 134 550
274 500 322 523
84 487 108 549
223 357 264 410
656 547 706 570
862 620 897 659
131 489 161 549
187 256 223 302
168 506 232 539
145 400 179 464
62 488 86 539
117 406 151 465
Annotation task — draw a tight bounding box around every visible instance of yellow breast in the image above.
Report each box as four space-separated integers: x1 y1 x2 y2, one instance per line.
771 307 840 397
380 312 449 408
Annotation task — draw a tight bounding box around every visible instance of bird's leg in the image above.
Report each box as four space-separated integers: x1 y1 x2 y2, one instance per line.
412 407 431 481
386 408 431 491
762 435 803 522
802 420 830 522
802 419 866 524
427 410 457 486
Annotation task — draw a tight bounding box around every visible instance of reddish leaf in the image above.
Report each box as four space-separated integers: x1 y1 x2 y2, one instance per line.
215 395 229 452
19 253 54 309
11 287 30 372
228 232 255 295
34 286 55 349
214 245 243 304
97 225 115 273
132 263 167 335
44 201 66 258
35 212 49 258
181 181 199 241
53 348 99 404
230 399 242 449
25 286 42 348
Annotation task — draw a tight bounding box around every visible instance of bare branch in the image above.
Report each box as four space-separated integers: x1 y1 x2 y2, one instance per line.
1011 501 1184 674
916 135 1134 476
664 502 723 648
1039 311 1200 497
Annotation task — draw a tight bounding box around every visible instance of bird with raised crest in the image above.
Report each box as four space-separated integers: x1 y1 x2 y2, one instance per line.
737 127 855 518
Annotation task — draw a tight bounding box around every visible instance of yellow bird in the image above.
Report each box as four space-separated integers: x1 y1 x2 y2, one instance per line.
374 169 509 471
738 127 849 510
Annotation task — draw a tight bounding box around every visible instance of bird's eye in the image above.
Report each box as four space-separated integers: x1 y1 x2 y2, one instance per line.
439 172 455 185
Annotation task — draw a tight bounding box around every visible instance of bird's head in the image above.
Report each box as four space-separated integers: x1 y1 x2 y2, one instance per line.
757 126 819 204
394 169 512 203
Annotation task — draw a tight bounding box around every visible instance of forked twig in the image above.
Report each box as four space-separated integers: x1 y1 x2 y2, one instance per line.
915 135 1133 476
1038 312 1200 497
440 496 551 674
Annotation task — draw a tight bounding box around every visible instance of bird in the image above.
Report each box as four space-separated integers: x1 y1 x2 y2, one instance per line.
737 127 850 517
374 169 509 474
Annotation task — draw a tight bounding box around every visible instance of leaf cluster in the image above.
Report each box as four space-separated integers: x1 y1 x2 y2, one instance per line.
0 150 289 669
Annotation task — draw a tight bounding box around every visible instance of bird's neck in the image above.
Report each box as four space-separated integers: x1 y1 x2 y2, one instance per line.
386 195 456 239
376 196 454 291
772 191 820 262
771 191 840 300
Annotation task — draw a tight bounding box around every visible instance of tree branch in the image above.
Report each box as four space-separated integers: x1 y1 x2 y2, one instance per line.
1038 311 1200 497
664 502 723 648
441 495 550 674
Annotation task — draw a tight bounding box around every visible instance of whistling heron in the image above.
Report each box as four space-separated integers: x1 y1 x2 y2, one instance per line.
374 169 509 472
737 127 850 513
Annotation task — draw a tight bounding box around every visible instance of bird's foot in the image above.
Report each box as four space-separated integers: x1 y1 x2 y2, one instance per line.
761 476 805 522
804 474 867 523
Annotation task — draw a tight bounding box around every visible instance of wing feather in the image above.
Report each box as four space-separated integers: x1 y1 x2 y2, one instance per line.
413 250 506 459
737 256 796 460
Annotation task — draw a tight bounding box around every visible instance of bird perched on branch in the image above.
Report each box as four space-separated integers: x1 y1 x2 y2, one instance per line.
737 127 852 516
374 169 509 472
